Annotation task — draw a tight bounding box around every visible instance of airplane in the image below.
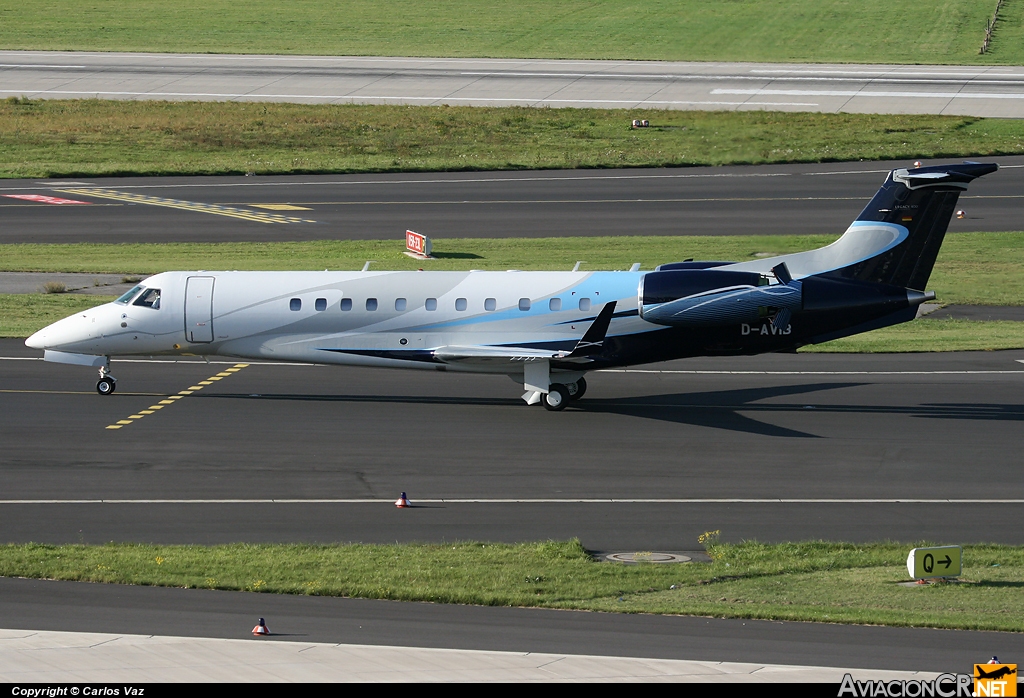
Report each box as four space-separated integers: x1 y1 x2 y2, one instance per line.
975 665 1016 681
25 162 997 411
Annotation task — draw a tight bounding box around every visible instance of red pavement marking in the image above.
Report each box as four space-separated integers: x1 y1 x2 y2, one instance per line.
3 194 92 205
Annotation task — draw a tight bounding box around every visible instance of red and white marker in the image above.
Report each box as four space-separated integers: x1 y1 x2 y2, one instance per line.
252 617 270 636
395 492 411 508
404 231 434 260
956 210 966 219
3 194 91 205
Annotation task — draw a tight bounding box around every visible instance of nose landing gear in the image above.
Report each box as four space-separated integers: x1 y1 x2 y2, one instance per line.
96 359 116 395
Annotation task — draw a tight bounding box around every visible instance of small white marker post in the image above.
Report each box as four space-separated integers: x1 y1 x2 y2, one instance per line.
404 230 434 260
906 545 962 584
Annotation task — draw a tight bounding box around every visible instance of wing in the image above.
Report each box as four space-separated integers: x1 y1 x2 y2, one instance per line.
434 301 618 366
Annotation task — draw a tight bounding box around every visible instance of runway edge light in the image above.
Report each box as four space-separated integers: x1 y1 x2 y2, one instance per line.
395 492 411 508
906 545 962 582
252 617 270 636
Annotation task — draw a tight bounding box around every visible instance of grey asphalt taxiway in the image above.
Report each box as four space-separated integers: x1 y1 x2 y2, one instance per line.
2 156 1023 244
3 339 1022 548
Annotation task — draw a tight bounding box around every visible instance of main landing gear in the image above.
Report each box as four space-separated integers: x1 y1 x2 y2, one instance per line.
96 360 116 395
521 361 587 411
542 377 587 411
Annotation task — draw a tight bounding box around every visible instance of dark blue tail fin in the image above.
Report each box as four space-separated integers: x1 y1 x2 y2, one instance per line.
831 162 997 289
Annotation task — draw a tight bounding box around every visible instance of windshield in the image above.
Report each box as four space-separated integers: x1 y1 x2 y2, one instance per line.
116 285 143 304
133 288 161 309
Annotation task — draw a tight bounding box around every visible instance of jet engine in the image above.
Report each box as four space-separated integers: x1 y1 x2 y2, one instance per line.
639 264 934 331
639 268 802 327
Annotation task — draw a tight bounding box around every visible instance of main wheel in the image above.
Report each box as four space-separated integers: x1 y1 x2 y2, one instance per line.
567 376 587 401
96 377 116 395
543 384 570 411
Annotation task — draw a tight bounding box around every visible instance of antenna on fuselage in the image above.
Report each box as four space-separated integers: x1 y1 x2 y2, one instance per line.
629 263 641 272
361 261 373 272
572 261 585 272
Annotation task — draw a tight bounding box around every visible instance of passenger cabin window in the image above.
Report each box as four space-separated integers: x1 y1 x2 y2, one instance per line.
425 298 437 311
395 298 407 311
484 298 496 311
116 285 143 304
315 298 327 311
340 298 352 311
519 298 531 311
366 298 378 311
290 298 301 311
579 298 591 311
455 298 467 311
548 298 561 311
133 288 161 309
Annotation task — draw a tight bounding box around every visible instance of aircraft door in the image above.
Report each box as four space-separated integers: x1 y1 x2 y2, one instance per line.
184 276 215 343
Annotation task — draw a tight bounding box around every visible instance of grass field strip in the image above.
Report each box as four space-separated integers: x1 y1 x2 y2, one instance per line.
2 498 1023 504
53 188 316 224
2 356 1023 374
104 363 248 430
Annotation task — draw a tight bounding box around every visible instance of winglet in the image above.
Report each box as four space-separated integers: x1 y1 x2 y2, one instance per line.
566 301 617 358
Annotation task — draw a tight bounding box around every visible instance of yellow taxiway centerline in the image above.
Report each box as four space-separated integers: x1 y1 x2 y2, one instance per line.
55 188 315 224
105 364 249 430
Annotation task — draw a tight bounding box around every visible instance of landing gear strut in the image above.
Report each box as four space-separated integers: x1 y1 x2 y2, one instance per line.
96 359 116 395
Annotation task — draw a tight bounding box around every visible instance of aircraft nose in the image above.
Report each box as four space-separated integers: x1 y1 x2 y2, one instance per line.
24 313 93 351
25 329 47 349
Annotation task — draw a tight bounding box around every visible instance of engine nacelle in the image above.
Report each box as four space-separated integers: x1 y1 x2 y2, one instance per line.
639 269 802 327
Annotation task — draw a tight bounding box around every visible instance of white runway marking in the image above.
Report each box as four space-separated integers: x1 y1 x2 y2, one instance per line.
2 499 1022 504
0 89 818 107
0 169 896 191
2 356 1022 374
715 88 1024 100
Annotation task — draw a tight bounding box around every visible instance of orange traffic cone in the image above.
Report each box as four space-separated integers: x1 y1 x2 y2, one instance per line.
395 492 411 508
252 617 270 636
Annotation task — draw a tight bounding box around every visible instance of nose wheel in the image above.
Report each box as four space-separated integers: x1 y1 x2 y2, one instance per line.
97 361 116 395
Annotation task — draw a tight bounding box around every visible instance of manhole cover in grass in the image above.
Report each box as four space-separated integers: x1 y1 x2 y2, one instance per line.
605 552 691 564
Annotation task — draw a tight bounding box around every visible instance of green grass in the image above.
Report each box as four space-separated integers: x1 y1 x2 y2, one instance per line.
0 1 1016 65
0 293 117 338
799 318 1024 352
1 232 1022 305
2 540 1022 632
4 100 1024 179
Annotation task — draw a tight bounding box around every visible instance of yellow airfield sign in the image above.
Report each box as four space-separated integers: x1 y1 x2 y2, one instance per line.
906 546 962 579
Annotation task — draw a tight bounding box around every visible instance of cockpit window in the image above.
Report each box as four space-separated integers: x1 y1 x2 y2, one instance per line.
133 288 161 309
116 285 143 304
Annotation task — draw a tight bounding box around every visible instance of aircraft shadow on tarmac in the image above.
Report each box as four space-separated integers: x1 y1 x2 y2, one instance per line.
206 381 1024 438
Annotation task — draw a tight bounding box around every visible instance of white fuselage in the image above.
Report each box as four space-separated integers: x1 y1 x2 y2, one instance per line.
26 269 653 375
